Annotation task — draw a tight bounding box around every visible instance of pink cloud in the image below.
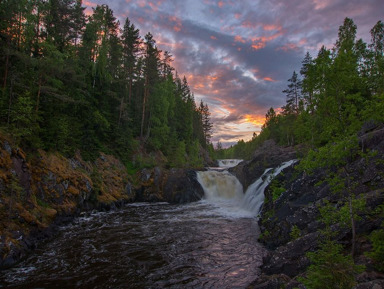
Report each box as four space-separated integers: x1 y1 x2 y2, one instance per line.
234 35 246 43
168 16 182 33
276 43 299 51
263 77 276 82
83 0 96 6
263 24 282 31
251 42 266 50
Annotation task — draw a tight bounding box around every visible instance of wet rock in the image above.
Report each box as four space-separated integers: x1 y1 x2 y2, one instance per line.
124 183 134 198
250 273 304 289
11 151 32 197
262 232 319 277
3 141 12 154
135 168 204 203
164 169 205 203
353 280 384 289
230 140 299 190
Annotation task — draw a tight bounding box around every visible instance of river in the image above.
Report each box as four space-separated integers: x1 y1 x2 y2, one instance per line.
0 200 265 289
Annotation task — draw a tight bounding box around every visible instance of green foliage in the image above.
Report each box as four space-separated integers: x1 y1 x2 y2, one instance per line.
270 179 286 202
36 198 50 209
8 95 39 145
299 240 364 289
187 140 203 168
125 162 139 176
290 225 301 240
133 153 156 169
258 229 270 242
169 141 187 168
366 228 384 271
297 136 359 175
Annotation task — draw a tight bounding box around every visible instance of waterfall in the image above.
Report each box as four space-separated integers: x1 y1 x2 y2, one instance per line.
242 160 297 216
196 170 244 201
196 159 297 217
217 159 243 168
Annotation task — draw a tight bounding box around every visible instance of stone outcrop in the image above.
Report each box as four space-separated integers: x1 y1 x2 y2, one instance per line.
134 167 204 203
229 139 299 191
250 126 384 287
163 169 205 203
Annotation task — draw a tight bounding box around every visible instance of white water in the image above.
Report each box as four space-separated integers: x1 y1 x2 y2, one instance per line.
196 170 254 218
197 159 297 217
242 160 297 216
217 159 243 168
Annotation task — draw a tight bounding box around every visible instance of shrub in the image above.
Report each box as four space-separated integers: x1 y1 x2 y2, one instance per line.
366 229 384 272
299 240 364 289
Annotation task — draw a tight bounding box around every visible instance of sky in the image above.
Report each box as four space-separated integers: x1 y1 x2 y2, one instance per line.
84 0 383 147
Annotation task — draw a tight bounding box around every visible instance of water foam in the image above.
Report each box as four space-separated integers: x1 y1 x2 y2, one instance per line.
196 159 297 218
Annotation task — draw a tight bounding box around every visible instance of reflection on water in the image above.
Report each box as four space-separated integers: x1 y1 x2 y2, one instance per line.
0 201 265 289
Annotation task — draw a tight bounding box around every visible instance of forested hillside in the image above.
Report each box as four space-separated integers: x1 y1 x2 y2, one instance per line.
0 1 213 168
218 18 384 160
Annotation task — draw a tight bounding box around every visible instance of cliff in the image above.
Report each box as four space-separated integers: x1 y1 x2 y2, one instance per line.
249 126 384 288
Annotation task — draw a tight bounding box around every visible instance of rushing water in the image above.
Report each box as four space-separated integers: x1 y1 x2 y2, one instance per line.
0 201 265 289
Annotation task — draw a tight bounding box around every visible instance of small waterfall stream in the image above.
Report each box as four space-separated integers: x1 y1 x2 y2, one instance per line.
241 160 297 215
216 159 243 168
197 159 297 217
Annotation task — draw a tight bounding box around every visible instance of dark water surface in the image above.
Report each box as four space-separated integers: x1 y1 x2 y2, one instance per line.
0 201 265 288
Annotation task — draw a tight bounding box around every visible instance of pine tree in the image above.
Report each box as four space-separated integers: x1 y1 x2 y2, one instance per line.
282 71 302 115
369 20 384 94
199 100 213 146
140 32 161 141
300 52 316 112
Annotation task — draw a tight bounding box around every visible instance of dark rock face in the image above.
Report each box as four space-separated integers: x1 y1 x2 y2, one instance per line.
230 140 299 190
164 169 205 203
251 127 384 287
134 167 205 203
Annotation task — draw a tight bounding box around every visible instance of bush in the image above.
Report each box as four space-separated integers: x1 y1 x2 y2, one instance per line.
299 240 364 289
270 179 285 202
366 229 384 272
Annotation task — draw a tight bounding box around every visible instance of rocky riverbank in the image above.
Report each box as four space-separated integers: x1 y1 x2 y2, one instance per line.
0 133 204 269
244 126 384 288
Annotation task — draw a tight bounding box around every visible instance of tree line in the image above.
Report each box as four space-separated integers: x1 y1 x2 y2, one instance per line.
218 18 384 159
0 0 213 168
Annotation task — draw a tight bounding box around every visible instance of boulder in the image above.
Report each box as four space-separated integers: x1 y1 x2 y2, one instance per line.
164 169 205 203
134 167 204 203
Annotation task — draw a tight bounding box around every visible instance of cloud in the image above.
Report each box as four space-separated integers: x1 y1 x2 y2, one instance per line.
86 0 382 147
